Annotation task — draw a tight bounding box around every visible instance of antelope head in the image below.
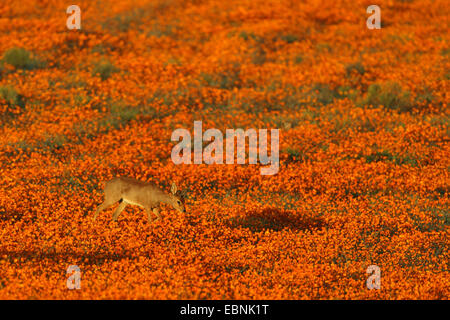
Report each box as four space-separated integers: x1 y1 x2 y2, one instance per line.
169 182 186 213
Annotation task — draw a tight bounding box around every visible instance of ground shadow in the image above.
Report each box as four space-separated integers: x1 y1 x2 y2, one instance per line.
0 207 24 222
227 207 326 233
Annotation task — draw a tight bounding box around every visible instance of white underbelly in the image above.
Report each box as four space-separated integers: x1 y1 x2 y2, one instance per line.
123 198 144 208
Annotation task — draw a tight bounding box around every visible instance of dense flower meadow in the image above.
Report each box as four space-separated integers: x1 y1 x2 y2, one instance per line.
0 0 448 299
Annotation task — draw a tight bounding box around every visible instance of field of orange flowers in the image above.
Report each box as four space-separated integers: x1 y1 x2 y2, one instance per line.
0 0 448 299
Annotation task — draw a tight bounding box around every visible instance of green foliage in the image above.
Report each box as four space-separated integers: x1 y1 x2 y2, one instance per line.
251 47 267 65
200 67 242 89
237 32 267 65
238 31 264 43
415 87 435 106
92 102 139 131
362 147 420 167
440 48 450 56
345 62 365 76
293 54 304 64
359 82 413 112
283 147 310 163
148 22 177 38
316 42 331 52
111 102 140 124
102 8 146 33
92 59 119 81
1 47 41 70
9 134 68 155
335 85 359 100
73 94 92 106
308 83 337 105
280 34 299 43
0 85 24 107
411 207 449 232
91 44 107 54
41 134 67 152
261 114 300 129
10 140 35 154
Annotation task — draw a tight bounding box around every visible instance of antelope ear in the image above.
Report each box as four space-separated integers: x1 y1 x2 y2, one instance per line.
171 182 177 194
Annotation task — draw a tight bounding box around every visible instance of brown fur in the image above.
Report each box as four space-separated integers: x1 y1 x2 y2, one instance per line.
93 177 186 223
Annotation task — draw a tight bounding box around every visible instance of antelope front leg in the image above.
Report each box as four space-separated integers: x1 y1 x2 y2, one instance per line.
93 198 116 221
153 207 161 221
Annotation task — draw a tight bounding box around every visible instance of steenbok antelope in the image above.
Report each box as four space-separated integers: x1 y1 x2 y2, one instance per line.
93 177 186 223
